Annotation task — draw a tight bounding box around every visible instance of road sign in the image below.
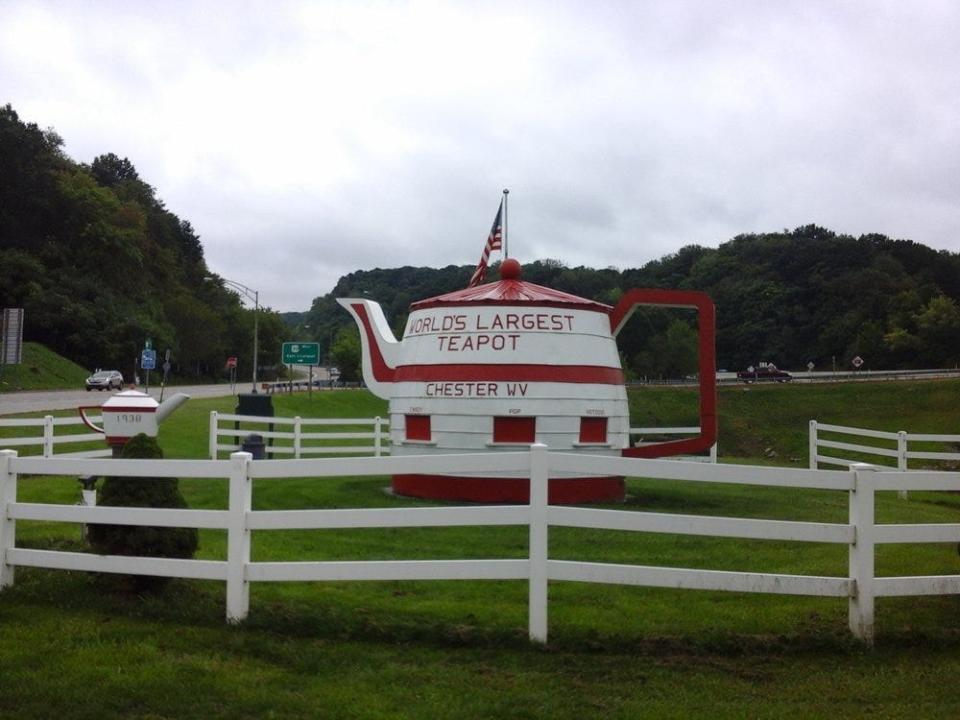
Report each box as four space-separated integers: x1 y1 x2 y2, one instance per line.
141 349 157 370
225 356 238 369
852 356 864 369
282 341 320 366
2 308 24 365
807 361 815 371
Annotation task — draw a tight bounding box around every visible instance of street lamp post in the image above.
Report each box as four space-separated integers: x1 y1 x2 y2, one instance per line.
217 277 260 394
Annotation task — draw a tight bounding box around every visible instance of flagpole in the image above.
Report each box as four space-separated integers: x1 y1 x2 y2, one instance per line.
502 188 509 259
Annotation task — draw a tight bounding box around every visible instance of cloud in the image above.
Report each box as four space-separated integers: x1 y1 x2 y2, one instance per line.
2 0 959 310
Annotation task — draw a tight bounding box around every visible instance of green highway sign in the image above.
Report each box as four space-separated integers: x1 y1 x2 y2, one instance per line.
282 341 320 366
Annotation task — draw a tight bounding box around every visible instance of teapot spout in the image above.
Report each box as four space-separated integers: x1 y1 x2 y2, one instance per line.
155 392 190 424
336 298 400 400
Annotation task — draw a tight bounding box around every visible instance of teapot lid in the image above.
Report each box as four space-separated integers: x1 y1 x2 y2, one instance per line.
102 389 159 410
411 259 612 312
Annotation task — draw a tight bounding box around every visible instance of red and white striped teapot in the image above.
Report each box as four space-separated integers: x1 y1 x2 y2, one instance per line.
339 259 716 502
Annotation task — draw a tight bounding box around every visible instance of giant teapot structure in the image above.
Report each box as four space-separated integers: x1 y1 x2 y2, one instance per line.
339 259 716 503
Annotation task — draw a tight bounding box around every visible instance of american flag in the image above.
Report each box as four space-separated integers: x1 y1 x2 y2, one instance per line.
467 200 504 287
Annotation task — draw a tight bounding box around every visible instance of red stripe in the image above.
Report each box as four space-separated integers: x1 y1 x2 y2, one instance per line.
393 364 624 384
468 264 486 287
351 303 397 383
624 437 713 459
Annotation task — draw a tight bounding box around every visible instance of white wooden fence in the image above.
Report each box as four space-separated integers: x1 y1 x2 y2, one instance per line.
0 415 110 458
809 421 960 471
210 415 717 462
809 421 960 499
209 412 389 459
3 446 959 644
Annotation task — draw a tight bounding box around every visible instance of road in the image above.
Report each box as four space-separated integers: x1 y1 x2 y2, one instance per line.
642 368 960 386
0 383 242 415
4 368 958 415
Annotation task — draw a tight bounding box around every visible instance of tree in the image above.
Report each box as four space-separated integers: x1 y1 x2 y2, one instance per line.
632 319 699 379
852 320 886 364
254 308 288 378
884 327 921 356
164 292 227 376
0 105 278 377
6 104 960 375
90 152 141 187
916 295 960 365
0 104 65 251
331 327 362 382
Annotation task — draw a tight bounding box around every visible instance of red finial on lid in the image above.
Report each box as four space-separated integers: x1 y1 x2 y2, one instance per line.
500 257 521 280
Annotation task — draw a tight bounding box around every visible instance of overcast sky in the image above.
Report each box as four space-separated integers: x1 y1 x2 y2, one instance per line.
2 1 959 312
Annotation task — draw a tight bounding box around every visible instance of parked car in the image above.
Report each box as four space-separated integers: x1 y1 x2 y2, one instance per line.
737 365 793 383
85 370 124 391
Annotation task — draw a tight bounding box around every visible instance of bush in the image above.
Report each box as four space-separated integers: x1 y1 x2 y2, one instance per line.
87 433 199 588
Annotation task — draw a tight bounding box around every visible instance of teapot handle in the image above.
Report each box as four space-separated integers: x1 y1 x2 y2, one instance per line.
77 406 105 434
610 289 717 459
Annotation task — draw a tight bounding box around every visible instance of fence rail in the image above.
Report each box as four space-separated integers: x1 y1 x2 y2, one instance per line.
3 447 959 645
210 415 717 463
0 414 110 458
209 412 389 459
810 421 960 470
809 420 960 499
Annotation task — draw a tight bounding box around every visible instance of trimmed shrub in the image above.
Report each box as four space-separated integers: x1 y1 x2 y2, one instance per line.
87 433 199 587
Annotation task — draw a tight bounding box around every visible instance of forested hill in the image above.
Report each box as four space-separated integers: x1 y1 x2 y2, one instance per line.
0 104 285 377
305 228 960 378
4 104 958 381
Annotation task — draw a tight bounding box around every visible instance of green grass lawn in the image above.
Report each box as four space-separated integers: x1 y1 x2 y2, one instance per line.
2 384 960 717
631 378 960 467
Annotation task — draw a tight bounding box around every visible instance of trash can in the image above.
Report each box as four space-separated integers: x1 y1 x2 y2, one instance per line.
241 433 266 460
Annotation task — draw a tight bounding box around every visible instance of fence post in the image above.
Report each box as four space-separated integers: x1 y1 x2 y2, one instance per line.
209 411 218 460
374 417 382 457
294 416 302 459
709 442 718 464
897 431 908 500
809 420 818 470
0 450 18 589
226 451 253 622
43 415 55 457
528 443 549 644
848 462 877 644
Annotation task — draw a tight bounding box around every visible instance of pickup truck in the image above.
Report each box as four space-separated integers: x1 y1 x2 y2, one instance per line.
737 366 793 383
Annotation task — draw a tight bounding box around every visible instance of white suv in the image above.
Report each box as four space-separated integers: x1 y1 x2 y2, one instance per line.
85 370 124 391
